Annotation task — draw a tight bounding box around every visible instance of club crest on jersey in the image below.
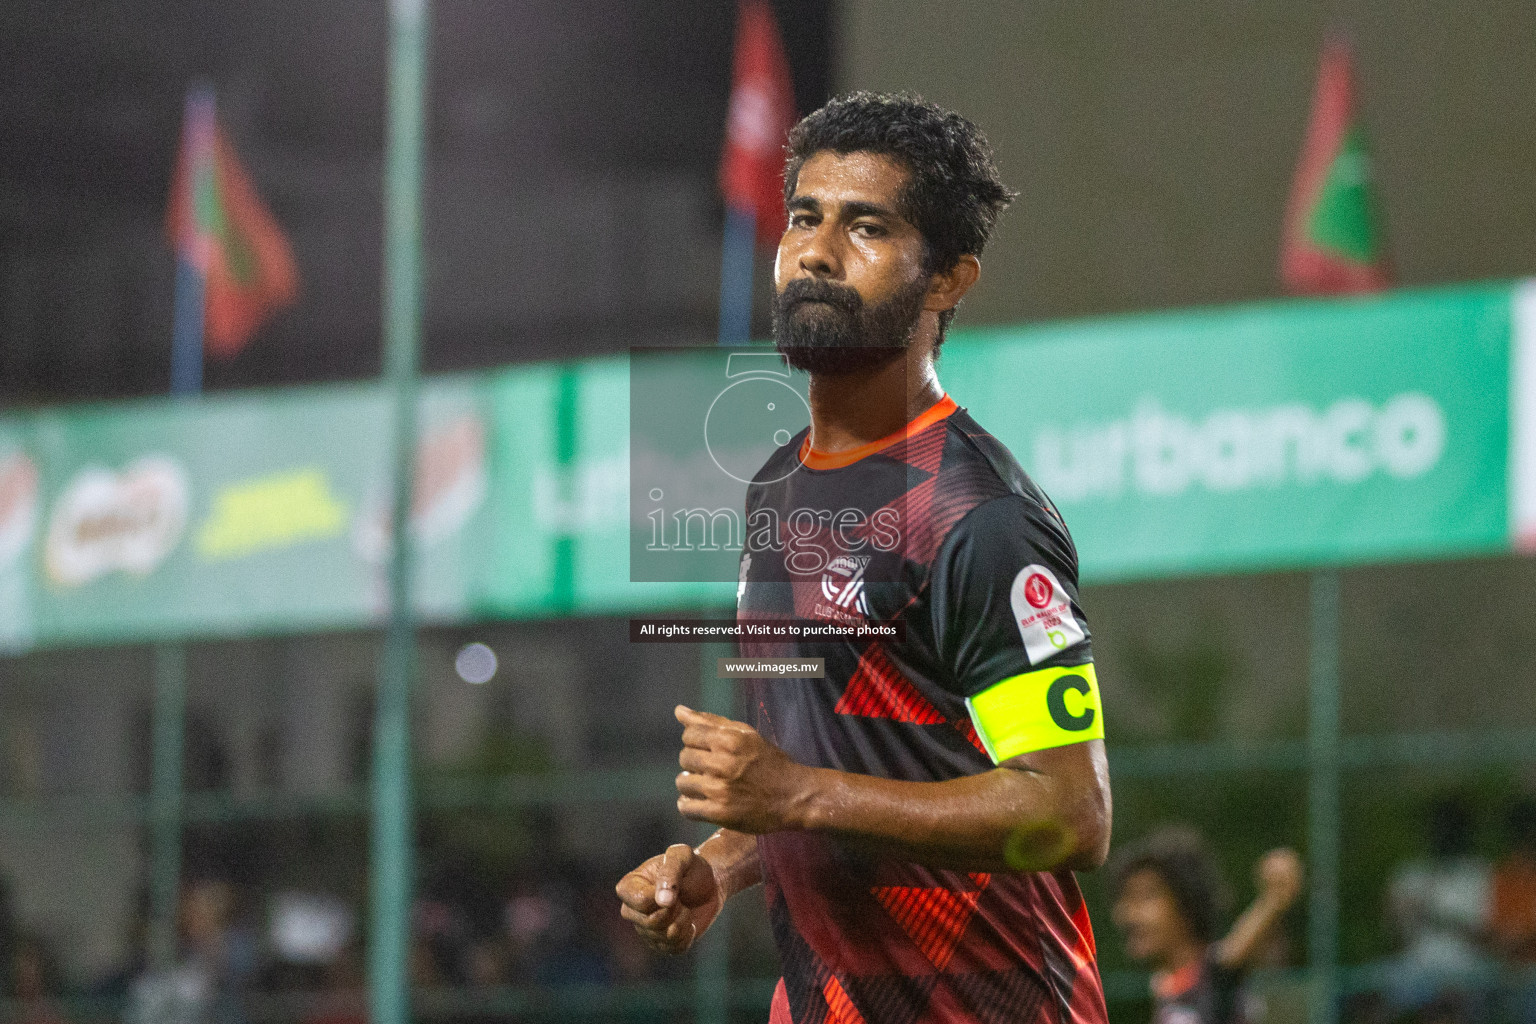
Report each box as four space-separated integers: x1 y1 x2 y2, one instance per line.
820 554 870 617
1010 564 1085 664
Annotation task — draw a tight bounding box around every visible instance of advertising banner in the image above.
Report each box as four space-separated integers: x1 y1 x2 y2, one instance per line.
943 283 1517 580
0 377 507 650
0 282 1527 652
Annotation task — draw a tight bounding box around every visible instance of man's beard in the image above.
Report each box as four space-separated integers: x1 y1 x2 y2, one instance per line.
771 276 928 375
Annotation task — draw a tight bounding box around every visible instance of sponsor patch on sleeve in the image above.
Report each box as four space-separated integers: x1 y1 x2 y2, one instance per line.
1009 564 1086 664
965 663 1104 764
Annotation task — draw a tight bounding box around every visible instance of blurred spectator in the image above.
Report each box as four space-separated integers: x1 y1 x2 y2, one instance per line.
408 931 450 989
1387 796 1492 976
123 878 253 1024
1492 798 1536 1024
1382 794 1494 1023
260 893 355 996
1491 798 1536 964
10 935 70 1024
462 933 510 989
1111 827 1304 1024
537 863 615 988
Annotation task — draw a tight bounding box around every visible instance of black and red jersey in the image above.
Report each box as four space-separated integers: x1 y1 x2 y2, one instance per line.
736 394 1108 1024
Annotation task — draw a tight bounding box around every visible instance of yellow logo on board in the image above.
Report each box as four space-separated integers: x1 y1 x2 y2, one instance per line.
196 468 347 560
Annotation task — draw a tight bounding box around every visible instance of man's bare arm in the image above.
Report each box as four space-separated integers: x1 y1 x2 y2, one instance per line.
695 827 764 902
674 705 1111 873
1213 848 1304 970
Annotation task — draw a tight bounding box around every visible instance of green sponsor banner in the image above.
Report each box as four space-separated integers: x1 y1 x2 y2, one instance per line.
944 284 1515 581
0 376 510 651
0 282 1523 652
29 386 385 644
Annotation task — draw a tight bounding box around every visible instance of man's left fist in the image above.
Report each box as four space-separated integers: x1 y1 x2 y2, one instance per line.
674 705 817 834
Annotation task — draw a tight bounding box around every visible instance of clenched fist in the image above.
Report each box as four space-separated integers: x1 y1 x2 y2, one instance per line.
674 705 818 834
1255 847 1304 905
615 843 721 954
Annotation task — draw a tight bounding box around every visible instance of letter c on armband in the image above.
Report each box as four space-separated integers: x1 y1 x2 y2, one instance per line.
1045 674 1095 732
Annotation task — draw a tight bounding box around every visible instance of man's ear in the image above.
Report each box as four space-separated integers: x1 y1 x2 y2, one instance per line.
923 254 981 313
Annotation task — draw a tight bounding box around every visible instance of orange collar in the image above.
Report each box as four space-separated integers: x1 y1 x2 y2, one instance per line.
798 394 958 470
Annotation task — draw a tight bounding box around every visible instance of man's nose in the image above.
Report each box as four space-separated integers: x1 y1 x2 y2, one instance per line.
797 223 842 278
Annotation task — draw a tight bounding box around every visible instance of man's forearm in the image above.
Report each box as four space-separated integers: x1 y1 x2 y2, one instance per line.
696 827 763 901
791 742 1110 873
673 707 1110 874
1215 890 1292 969
1215 850 1303 969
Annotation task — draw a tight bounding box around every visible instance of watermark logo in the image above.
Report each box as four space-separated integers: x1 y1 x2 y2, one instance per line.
704 354 811 485
630 347 910 584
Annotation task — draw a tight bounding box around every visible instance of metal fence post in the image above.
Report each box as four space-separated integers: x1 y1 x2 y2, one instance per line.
1308 570 1342 1024
147 643 187 970
370 0 429 1017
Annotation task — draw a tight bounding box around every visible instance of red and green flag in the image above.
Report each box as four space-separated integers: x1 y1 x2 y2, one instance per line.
719 0 797 246
1280 39 1391 295
165 92 298 358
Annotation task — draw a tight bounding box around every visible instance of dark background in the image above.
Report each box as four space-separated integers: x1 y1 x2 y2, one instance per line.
0 0 833 405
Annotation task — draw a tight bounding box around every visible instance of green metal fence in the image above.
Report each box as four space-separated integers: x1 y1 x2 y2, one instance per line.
2 574 1534 1022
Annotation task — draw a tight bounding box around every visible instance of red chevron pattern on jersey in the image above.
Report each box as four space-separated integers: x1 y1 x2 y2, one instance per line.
871 872 993 971
834 644 945 723
1070 899 1097 960
878 457 1009 568
953 716 988 756
893 421 946 473
912 459 1018 565
823 976 869 1024
885 473 940 566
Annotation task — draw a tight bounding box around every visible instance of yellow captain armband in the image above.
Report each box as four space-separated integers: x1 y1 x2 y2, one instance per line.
965 663 1104 764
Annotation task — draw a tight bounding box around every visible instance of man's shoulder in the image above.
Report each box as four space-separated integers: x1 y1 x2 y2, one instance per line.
944 405 1022 467
937 407 1071 543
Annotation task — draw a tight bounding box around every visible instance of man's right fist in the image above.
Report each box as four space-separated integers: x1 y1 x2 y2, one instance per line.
615 843 722 954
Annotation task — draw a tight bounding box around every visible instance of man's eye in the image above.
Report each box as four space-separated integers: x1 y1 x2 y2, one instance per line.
853 223 885 237
789 214 817 228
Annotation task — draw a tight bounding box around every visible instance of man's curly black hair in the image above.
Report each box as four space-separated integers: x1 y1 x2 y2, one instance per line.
1110 827 1231 945
782 91 1017 344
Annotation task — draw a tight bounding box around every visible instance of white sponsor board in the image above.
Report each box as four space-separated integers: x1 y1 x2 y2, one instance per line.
1509 280 1536 550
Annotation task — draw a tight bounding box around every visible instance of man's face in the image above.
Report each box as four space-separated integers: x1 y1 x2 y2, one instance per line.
1112 868 1194 967
771 150 933 375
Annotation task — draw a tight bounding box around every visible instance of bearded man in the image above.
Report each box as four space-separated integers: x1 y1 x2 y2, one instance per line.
618 92 1112 1024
